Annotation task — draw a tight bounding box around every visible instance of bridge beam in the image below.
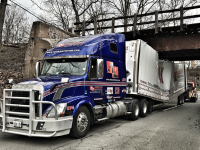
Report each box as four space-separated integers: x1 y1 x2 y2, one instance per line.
143 33 200 61
122 23 200 61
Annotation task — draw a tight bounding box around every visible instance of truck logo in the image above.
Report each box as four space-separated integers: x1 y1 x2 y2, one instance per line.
90 86 95 91
67 106 74 111
107 61 113 73
112 66 119 78
90 86 103 93
107 61 119 78
115 87 120 94
158 66 164 83
122 88 126 93
107 87 113 94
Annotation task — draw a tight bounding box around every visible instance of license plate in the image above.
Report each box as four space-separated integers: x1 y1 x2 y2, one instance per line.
13 120 22 128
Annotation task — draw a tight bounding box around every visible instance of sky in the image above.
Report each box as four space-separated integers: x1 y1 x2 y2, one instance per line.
7 0 43 23
5 0 200 32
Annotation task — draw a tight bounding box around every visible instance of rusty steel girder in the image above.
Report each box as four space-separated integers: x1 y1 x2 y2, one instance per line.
143 33 200 61
122 23 200 61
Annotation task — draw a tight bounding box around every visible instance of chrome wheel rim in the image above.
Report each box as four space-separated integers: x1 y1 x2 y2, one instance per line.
143 102 147 114
135 103 139 116
77 112 88 132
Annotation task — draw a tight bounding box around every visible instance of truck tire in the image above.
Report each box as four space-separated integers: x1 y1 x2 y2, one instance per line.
148 100 153 114
177 95 184 105
177 97 181 105
184 96 188 102
193 97 197 103
70 106 91 138
181 95 184 104
128 99 140 121
139 98 148 117
182 98 185 104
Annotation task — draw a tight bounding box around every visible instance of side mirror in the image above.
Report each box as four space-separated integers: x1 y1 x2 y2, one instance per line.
36 61 40 78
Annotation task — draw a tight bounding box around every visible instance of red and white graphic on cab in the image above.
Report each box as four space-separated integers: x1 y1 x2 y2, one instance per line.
90 86 95 91
107 61 119 78
158 66 164 83
90 86 103 93
107 87 113 94
107 61 113 73
67 106 74 110
115 87 120 94
112 66 119 78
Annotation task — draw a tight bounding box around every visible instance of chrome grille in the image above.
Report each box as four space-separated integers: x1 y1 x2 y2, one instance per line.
8 91 40 118
1 89 58 137
10 91 30 118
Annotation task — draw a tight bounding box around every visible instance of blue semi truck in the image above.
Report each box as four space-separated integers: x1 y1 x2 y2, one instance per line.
0 33 187 138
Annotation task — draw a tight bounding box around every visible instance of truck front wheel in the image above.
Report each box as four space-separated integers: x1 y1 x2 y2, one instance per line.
70 106 91 138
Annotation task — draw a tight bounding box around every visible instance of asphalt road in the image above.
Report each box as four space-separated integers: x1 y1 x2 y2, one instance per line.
0 94 200 150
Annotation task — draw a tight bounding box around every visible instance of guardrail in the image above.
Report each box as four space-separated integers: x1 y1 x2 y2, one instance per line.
74 5 200 36
1 89 58 137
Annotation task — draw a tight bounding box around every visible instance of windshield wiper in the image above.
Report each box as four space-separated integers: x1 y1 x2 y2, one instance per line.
59 72 72 75
42 73 53 76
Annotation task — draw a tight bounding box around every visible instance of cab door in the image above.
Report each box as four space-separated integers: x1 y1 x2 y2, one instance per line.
86 57 105 101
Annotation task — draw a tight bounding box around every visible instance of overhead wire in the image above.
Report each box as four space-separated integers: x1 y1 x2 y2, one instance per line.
9 0 57 27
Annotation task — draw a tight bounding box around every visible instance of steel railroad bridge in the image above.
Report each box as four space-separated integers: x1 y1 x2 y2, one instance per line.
74 5 200 61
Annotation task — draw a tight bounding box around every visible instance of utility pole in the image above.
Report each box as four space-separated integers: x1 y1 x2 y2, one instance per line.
0 0 7 51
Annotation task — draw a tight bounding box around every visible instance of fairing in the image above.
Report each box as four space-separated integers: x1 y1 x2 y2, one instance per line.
44 33 125 62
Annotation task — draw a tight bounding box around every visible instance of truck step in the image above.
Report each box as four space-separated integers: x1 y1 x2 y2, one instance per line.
97 117 109 122
125 112 132 115
94 105 107 110
124 102 131 104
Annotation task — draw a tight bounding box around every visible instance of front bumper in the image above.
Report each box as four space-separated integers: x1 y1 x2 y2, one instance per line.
0 115 73 137
0 89 73 137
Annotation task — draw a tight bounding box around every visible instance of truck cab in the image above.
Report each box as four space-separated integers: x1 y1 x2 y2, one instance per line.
0 33 130 138
186 82 198 102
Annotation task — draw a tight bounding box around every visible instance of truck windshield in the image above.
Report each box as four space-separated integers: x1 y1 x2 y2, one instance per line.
41 58 88 76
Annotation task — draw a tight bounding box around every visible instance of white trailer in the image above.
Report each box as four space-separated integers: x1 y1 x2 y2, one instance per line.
126 40 186 110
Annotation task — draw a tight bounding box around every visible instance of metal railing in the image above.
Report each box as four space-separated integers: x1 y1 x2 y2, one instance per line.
74 5 200 36
1 89 58 137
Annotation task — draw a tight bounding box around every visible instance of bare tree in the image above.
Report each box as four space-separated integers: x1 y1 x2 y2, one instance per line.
0 0 7 50
105 0 134 32
83 0 114 34
30 0 198 34
157 0 197 27
31 0 100 35
104 0 161 31
3 4 31 44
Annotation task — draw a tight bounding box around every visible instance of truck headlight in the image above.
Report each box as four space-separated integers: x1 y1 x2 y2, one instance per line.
43 103 67 118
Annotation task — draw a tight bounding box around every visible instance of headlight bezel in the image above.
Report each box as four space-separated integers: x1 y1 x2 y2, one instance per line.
43 103 68 118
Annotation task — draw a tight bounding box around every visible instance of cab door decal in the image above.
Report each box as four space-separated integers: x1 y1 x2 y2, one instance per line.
106 61 119 78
